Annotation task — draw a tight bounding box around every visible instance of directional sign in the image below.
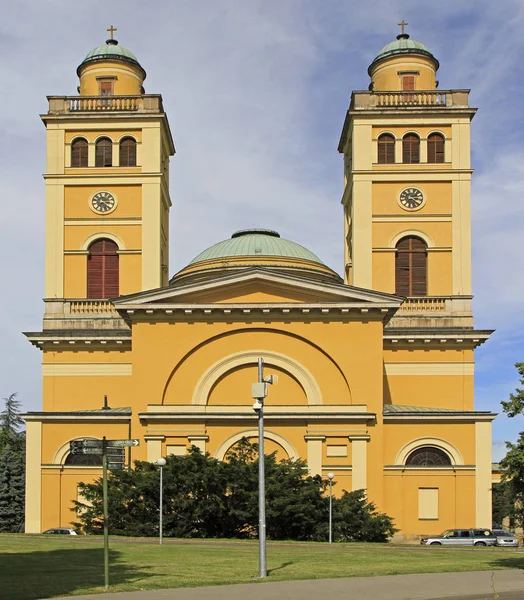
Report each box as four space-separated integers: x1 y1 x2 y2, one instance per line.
106 453 125 463
106 448 126 456
108 463 125 471
71 439 103 450
70 447 104 455
106 439 139 448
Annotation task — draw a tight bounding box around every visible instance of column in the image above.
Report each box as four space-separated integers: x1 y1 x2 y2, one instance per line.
25 421 42 533
350 434 369 492
188 435 209 453
304 434 325 476
145 435 165 462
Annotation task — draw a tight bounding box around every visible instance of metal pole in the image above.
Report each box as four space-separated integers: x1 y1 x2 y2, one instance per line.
102 436 109 589
258 358 267 578
159 465 163 545
329 478 333 544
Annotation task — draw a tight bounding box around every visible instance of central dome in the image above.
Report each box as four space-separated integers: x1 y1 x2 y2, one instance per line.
172 229 340 284
369 33 438 73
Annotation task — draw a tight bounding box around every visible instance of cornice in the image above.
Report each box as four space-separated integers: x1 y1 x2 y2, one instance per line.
23 330 132 351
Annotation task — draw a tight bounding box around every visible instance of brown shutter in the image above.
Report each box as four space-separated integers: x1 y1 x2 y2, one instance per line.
402 134 420 164
87 239 119 298
378 134 395 164
427 133 445 163
71 139 88 168
119 138 137 167
395 236 427 296
100 81 113 96
402 75 415 91
95 138 112 167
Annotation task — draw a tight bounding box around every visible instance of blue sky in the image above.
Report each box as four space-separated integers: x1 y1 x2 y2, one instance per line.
1 1 523 460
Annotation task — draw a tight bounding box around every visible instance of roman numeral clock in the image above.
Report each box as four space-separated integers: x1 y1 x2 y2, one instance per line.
90 191 117 214
399 187 424 211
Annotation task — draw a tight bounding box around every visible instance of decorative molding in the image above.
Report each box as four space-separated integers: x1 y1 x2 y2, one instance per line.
53 436 100 465
192 350 323 406
373 216 452 223
326 445 348 457
65 219 141 226
42 363 132 377
214 429 299 461
384 362 474 376
395 437 464 466
389 230 435 248
80 231 126 251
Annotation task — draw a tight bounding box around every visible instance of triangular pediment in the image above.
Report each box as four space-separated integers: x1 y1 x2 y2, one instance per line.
113 268 402 309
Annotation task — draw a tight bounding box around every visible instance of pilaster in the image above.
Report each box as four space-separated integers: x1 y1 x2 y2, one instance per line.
305 434 325 476
25 421 42 533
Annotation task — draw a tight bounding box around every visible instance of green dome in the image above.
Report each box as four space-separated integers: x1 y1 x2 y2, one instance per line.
77 39 145 77
369 34 438 72
189 229 325 265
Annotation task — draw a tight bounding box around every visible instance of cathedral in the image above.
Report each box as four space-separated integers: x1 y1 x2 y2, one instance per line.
23 25 495 539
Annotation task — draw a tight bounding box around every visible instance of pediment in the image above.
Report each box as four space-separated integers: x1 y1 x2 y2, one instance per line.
113 268 402 309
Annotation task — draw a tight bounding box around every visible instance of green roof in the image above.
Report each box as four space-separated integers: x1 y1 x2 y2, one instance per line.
189 229 325 265
370 34 438 71
78 39 144 76
383 405 492 416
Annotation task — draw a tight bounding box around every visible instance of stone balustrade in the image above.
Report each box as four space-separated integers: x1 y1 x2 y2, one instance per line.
47 95 165 114
351 89 470 110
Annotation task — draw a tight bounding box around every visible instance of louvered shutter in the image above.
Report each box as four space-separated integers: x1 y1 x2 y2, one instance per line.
403 134 420 164
402 76 415 91
378 134 395 164
395 237 427 296
427 133 445 163
95 138 112 167
87 239 119 298
120 138 137 167
71 139 88 167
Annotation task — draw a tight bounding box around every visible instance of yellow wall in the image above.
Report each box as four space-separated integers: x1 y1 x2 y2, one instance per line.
371 55 438 91
79 62 143 96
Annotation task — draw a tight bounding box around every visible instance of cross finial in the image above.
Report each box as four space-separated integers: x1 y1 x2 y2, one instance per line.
398 20 408 35
107 25 117 40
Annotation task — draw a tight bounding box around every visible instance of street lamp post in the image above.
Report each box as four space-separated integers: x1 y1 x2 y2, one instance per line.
157 457 166 545
327 472 335 544
252 358 274 578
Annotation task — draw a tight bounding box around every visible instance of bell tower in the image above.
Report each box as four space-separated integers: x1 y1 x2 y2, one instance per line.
338 24 475 327
42 27 175 305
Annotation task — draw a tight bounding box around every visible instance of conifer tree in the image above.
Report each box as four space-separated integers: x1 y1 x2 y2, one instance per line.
0 393 26 532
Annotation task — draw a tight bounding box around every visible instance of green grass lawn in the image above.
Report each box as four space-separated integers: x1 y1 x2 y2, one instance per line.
1 535 523 599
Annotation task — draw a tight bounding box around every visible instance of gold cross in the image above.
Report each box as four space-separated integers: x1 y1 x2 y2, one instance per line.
398 19 408 35
107 25 117 39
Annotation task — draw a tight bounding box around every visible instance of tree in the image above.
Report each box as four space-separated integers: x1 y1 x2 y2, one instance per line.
0 393 26 532
499 363 524 528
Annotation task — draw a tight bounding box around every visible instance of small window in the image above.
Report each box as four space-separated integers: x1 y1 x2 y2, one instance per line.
71 138 88 168
99 80 113 96
402 134 420 163
119 137 137 167
406 446 451 466
395 236 427 297
401 75 415 91
65 454 102 466
95 137 113 167
459 530 471 538
377 134 395 164
427 133 445 163
87 239 119 299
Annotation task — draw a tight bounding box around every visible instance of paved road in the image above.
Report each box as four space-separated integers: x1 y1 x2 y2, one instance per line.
63 570 524 600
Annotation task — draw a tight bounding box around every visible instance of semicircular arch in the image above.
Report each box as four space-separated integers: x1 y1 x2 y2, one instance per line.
53 436 101 465
395 437 464 466
81 232 125 251
389 230 435 249
214 429 299 461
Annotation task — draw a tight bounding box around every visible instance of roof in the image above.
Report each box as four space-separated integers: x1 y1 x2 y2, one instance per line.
369 34 438 72
189 229 325 265
77 39 145 77
383 404 496 419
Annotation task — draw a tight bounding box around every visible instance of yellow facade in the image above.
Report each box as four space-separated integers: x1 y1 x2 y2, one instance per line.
24 31 495 541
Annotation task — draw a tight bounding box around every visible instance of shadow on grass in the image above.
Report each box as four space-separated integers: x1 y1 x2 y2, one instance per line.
489 555 524 571
268 561 293 575
1 546 155 600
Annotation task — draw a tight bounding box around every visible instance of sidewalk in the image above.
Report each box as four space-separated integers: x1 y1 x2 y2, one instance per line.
63 569 524 600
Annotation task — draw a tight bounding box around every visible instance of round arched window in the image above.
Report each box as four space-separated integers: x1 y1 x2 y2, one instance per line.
65 454 102 466
405 447 451 466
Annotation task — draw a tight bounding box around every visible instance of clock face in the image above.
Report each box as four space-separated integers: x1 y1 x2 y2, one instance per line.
399 187 424 210
91 191 116 214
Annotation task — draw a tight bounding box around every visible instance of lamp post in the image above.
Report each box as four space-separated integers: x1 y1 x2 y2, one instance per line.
157 457 166 545
252 358 274 578
327 472 335 544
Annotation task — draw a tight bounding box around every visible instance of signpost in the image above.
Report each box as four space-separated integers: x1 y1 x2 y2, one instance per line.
70 437 139 589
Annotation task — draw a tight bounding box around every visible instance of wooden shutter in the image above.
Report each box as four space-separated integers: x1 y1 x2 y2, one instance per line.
95 138 112 167
71 139 88 167
402 134 420 164
401 75 415 91
395 236 427 296
87 239 119 298
100 81 113 96
427 133 445 163
119 138 137 167
378 134 395 164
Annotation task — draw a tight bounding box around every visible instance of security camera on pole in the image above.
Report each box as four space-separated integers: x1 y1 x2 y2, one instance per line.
251 358 275 579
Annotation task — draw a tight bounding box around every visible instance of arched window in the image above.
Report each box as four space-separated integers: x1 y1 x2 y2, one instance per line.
119 137 137 167
395 236 427 296
377 134 395 164
405 447 452 466
402 134 420 164
427 133 445 163
71 138 88 168
87 239 119 299
65 454 102 466
95 137 113 167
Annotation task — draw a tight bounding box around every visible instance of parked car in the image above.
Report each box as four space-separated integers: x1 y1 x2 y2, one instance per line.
42 528 77 535
492 529 519 547
421 529 496 546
